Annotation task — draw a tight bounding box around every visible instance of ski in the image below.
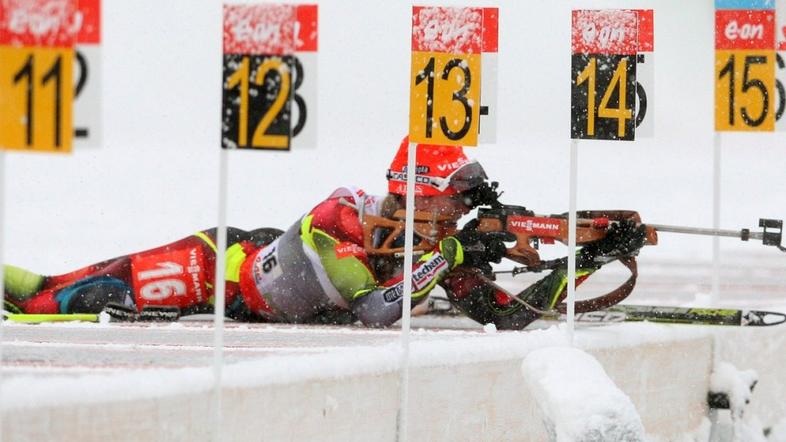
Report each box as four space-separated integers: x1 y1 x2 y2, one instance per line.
576 305 786 327
2 312 100 323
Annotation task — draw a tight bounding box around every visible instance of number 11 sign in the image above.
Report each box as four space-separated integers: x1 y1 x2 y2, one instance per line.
0 0 79 152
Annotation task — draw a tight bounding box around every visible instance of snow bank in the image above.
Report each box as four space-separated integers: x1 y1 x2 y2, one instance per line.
522 347 645 442
1 323 718 441
709 361 758 418
0 323 707 412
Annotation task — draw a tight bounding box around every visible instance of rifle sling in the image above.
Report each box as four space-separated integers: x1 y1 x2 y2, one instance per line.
556 257 638 314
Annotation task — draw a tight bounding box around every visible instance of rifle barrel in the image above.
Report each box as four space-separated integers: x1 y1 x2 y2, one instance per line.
648 224 762 241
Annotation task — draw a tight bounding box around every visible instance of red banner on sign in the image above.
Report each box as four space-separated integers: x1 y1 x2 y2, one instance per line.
571 9 638 55
633 9 654 52
412 6 484 54
0 0 79 47
715 9 775 50
76 0 100 44
296 4 317 52
223 4 296 55
482 7 498 53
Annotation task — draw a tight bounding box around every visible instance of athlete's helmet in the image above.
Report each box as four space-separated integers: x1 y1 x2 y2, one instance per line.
387 136 487 197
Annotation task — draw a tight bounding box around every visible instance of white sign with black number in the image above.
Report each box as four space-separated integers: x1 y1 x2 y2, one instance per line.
291 5 318 149
292 50 317 149
777 0 786 131
479 51 497 144
633 9 654 138
73 0 101 147
74 44 100 146
635 52 653 137
478 8 498 144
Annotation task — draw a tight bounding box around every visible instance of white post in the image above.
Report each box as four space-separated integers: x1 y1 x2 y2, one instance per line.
567 140 578 344
396 142 417 442
711 133 721 304
0 150 5 442
211 148 229 442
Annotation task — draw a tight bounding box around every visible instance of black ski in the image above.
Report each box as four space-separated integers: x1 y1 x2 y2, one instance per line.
576 305 786 327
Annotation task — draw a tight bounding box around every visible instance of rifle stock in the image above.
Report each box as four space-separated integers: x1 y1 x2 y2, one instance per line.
476 205 658 267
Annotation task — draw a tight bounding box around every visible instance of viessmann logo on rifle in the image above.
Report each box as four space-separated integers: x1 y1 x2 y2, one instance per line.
412 253 448 290
507 216 562 236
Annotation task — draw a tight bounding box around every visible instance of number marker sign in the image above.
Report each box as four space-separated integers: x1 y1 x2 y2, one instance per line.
571 10 639 141
776 0 786 130
631 10 654 138
73 0 101 147
479 7 498 144
221 4 317 150
0 0 79 152
715 1 777 131
292 4 317 149
409 6 497 147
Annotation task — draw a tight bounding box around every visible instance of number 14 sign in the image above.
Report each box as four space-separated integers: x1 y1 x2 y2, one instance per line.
571 10 640 141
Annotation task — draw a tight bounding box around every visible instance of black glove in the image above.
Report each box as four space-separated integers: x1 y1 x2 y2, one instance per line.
579 219 646 266
452 220 515 269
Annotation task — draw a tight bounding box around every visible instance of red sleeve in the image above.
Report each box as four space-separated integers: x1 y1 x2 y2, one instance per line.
308 198 364 245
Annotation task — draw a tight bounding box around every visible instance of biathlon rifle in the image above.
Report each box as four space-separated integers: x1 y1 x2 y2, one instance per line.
349 181 785 263
469 182 784 314
350 181 783 315
481 206 784 276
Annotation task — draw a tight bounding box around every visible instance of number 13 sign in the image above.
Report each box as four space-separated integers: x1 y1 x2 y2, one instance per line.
409 6 497 147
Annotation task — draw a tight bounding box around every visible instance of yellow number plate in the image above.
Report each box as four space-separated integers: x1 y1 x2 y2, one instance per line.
715 50 775 132
409 51 480 147
0 46 74 152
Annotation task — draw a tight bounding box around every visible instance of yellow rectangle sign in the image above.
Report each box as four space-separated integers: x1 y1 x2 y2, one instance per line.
0 47 74 152
715 49 775 131
409 51 480 146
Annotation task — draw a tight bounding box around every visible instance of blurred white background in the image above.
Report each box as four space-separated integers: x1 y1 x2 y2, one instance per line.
5 0 785 275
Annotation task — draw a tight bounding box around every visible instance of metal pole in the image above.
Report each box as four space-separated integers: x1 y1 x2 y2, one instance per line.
711 133 721 304
0 151 5 442
396 142 416 442
211 148 229 442
648 224 763 240
567 139 578 344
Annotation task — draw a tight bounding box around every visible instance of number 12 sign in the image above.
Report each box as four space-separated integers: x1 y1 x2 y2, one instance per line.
409 6 497 147
221 4 317 151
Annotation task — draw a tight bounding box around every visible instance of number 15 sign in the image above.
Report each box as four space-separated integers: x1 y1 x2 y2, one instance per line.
409 6 497 147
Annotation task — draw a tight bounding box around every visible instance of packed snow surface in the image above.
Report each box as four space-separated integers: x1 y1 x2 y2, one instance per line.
522 346 645 442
